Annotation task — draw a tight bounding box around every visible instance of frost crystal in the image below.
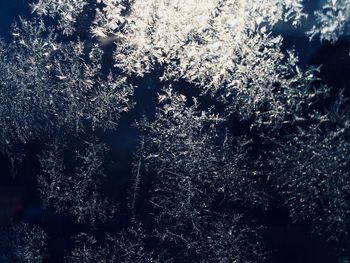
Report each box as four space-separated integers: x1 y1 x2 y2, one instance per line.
135 86 265 261
105 0 305 79
0 223 47 263
92 0 308 124
272 93 350 244
0 19 133 156
39 136 115 224
308 0 350 43
1 0 350 262
67 226 159 263
32 0 88 35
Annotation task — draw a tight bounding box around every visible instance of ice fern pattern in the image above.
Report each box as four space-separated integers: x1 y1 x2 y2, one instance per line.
0 0 350 262
92 0 313 125
308 0 350 43
0 223 47 263
38 136 115 225
0 18 133 157
31 0 87 35
272 92 350 245
135 87 265 262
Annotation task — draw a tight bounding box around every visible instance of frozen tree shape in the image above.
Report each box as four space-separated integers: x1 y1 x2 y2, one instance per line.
31 0 88 35
31 0 315 126
217 41 317 127
199 214 263 263
134 86 266 261
92 0 127 38
38 135 115 224
308 0 350 43
90 0 315 126
0 18 133 157
272 92 350 244
0 223 47 263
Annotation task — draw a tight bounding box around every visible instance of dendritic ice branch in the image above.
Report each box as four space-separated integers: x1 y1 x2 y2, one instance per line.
92 0 313 127
0 223 47 263
308 0 350 43
67 225 159 263
135 86 266 262
31 0 88 35
1 0 349 262
272 93 350 245
38 136 115 225
0 19 133 156
30 0 314 127
106 0 305 79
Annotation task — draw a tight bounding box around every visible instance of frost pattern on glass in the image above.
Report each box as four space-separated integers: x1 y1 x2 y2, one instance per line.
308 0 350 43
31 0 87 35
67 225 159 262
272 92 350 245
39 136 115 225
104 0 305 80
134 86 265 261
1 0 350 262
91 0 311 125
0 19 133 157
0 223 46 263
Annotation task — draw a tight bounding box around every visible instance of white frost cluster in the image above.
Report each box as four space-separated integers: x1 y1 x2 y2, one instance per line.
92 0 127 38
91 0 309 124
0 19 133 157
98 0 305 82
2 1 350 261
308 0 350 43
31 0 87 35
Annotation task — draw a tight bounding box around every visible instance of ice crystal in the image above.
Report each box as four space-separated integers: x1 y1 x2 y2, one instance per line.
67 226 159 263
308 0 350 43
31 0 87 35
91 0 312 125
38 136 115 224
0 19 133 156
1 0 349 262
272 93 350 243
135 86 265 261
0 223 47 263
106 0 305 80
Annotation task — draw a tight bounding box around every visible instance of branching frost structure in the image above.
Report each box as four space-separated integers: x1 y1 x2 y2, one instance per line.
39 136 115 225
0 223 47 263
32 0 87 35
0 0 350 262
136 87 265 262
95 0 311 124
0 19 133 156
273 93 350 244
308 0 350 43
